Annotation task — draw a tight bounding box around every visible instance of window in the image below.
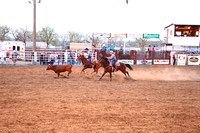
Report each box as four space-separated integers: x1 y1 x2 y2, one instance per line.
17 46 20 51
13 46 16 50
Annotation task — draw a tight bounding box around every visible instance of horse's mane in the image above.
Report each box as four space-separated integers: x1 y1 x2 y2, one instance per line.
102 57 109 62
100 57 110 67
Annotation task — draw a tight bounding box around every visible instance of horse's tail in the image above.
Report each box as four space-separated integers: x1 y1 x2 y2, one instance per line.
125 64 133 70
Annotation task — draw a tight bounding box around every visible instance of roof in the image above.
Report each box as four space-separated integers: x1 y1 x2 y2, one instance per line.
164 23 200 29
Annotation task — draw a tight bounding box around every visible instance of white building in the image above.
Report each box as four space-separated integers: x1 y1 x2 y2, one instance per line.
164 24 200 51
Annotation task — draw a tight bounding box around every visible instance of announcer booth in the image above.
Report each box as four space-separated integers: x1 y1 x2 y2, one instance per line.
164 24 200 65
164 24 200 51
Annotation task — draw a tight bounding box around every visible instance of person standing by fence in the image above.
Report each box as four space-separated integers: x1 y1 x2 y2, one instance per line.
50 53 55 65
61 53 65 64
12 50 18 65
6 51 10 64
119 45 123 55
40 53 44 65
152 45 156 57
173 52 176 65
57 54 61 65
147 45 151 58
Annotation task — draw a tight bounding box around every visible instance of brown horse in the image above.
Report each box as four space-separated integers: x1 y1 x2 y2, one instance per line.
98 57 133 81
76 54 101 75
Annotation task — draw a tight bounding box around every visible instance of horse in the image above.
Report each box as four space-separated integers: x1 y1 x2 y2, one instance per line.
76 54 101 75
98 57 133 81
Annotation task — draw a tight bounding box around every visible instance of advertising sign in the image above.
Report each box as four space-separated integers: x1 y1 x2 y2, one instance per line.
154 60 169 65
143 34 159 39
137 60 152 65
118 60 134 65
110 33 127 38
188 56 200 65
177 54 186 65
127 34 142 39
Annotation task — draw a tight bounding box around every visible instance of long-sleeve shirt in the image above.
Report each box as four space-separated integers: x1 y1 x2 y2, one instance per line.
107 54 116 60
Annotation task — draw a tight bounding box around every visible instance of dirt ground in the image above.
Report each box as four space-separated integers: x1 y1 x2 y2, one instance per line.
0 64 200 133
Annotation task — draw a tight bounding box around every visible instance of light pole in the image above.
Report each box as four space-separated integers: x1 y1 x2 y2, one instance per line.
33 0 36 52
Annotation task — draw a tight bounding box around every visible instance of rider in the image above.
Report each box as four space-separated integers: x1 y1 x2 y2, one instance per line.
107 51 117 71
85 48 93 65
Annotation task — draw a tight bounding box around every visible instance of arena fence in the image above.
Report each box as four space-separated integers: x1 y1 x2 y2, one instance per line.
0 49 199 65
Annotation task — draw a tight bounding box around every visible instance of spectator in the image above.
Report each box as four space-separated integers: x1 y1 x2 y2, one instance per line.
57 54 61 65
109 44 114 51
12 50 18 65
6 51 10 64
50 53 55 65
61 53 65 64
148 45 151 51
173 52 176 65
147 45 151 58
44 52 49 65
152 45 156 57
40 52 44 65
119 45 123 54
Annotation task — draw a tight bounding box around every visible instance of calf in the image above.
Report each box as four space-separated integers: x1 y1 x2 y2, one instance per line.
46 64 72 78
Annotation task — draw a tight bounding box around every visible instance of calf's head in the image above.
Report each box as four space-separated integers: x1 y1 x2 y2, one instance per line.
46 65 53 70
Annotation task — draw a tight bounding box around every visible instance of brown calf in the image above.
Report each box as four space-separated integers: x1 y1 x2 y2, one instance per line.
46 64 72 78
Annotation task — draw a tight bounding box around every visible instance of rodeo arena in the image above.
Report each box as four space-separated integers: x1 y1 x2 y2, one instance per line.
0 24 200 132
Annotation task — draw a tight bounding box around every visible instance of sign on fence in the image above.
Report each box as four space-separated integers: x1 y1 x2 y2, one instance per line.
188 56 200 65
154 59 169 65
118 60 134 65
137 60 152 65
177 54 186 65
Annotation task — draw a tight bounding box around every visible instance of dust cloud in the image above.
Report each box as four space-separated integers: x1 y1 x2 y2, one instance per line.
116 65 200 81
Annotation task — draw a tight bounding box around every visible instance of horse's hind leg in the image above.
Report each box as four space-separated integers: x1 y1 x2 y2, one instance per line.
120 70 128 77
126 71 130 77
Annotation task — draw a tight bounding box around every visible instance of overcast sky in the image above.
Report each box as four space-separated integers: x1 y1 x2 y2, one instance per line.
0 0 200 38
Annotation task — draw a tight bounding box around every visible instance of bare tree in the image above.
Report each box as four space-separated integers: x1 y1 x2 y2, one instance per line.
60 34 68 49
11 27 32 45
135 38 149 51
68 31 83 43
39 26 57 46
0 25 11 42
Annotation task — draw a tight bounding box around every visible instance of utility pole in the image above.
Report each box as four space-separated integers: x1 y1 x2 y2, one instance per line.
33 0 36 52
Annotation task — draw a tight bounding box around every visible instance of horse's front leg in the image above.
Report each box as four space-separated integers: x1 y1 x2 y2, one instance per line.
109 72 112 81
99 71 107 81
80 67 87 75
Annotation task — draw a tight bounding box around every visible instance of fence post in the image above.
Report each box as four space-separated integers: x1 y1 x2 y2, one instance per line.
65 51 68 64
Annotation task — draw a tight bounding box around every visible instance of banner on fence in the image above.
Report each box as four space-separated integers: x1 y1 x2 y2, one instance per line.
137 60 152 65
188 56 200 65
177 54 186 65
154 59 169 65
118 60 134 65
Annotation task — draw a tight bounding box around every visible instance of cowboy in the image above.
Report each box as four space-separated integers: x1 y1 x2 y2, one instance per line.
85 48 93 65
107 51 117 71
102 44 108 52
109 44 114 51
